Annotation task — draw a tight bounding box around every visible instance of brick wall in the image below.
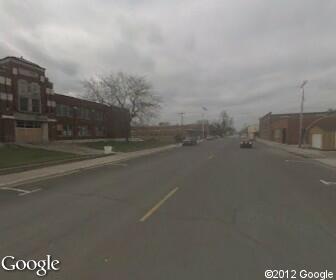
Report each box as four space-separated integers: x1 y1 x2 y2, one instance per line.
54 94 130 140
259 112 328 145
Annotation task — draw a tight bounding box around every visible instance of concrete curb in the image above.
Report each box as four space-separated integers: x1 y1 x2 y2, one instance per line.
0 144 179 189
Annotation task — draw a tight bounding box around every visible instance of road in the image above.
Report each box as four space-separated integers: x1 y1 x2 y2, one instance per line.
1 137 336 279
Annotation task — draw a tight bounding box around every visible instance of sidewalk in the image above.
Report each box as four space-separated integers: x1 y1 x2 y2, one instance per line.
257 138 336 168
0 144 179 188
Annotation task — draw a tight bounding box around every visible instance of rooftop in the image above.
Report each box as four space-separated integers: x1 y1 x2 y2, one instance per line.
54 93 128 112
261 111 328 119
313 116 336 131
0 56 45 70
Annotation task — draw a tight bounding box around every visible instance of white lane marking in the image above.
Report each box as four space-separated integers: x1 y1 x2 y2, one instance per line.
1 187 41 196
139 187 179 222
320 180 336 186
285 159 308 163
18 188 42 196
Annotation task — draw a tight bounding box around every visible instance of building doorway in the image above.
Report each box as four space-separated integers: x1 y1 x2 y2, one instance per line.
282 128 287 144
15 121 48 143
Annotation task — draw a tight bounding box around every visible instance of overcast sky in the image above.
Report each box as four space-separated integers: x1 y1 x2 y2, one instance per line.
1 0 336 128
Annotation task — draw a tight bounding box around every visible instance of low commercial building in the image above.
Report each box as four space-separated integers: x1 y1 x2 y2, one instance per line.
259 111 328 145
0 56 130 143
308 117 336 150
247 124 259 139
132 124 203 140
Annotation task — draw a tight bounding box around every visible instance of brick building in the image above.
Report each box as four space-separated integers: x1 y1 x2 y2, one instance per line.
0 56 130 143
259 111 328 145
54 94 130 140
132 124 203 139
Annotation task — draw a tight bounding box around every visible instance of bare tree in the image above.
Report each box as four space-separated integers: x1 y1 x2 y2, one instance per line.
219 110 235 135
82 72 161 126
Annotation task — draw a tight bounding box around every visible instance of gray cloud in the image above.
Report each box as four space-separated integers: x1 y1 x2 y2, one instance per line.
1 0 336 128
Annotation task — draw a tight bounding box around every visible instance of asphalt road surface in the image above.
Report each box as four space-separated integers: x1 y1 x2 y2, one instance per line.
1 137 336 279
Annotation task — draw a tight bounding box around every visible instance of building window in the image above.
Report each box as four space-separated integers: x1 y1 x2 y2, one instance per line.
6 78 11 86
32 99 40 113
18 80 28 95
0 92 13 101
63 124 73 137
0 76 11 86
78 125 89 137
16 121 41 128
19 97 29 112
56 104 61 116
56 104 73 117
78 108 89 120
96 111 103 121
18 79 41 113
62 105 68 116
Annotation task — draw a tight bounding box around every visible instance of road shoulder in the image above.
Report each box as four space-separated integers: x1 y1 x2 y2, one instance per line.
256 138 336 169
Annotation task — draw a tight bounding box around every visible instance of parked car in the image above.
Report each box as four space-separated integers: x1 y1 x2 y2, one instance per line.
182 136 198 146
240 136 253 148
206 135 216 140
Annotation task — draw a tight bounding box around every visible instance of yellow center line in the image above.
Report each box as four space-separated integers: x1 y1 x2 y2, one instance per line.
139 187 179 222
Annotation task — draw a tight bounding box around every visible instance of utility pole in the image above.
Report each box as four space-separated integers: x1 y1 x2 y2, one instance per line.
298 80 308 148
202 106 208 138
178 112 185 126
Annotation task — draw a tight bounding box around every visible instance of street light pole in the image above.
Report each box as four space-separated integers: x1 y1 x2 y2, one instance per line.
298 80 308 148
202 106 207 138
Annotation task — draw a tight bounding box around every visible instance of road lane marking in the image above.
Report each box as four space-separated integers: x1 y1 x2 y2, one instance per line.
18 188 42 196
285 159 309 163
139 187 179 222
320 180 336 186
1 187 41 196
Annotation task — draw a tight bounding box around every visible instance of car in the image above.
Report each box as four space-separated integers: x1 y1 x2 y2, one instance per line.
182 136 198 146
206 135 216 140
240 137 253 148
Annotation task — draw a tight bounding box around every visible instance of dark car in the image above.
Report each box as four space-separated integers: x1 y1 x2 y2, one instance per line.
182 136 198 146
240 137 253 148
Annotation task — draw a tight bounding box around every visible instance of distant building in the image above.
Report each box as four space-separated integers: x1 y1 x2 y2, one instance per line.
247 124 259 140
0 56 130 143
259 111 328 145
132 124 203 140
